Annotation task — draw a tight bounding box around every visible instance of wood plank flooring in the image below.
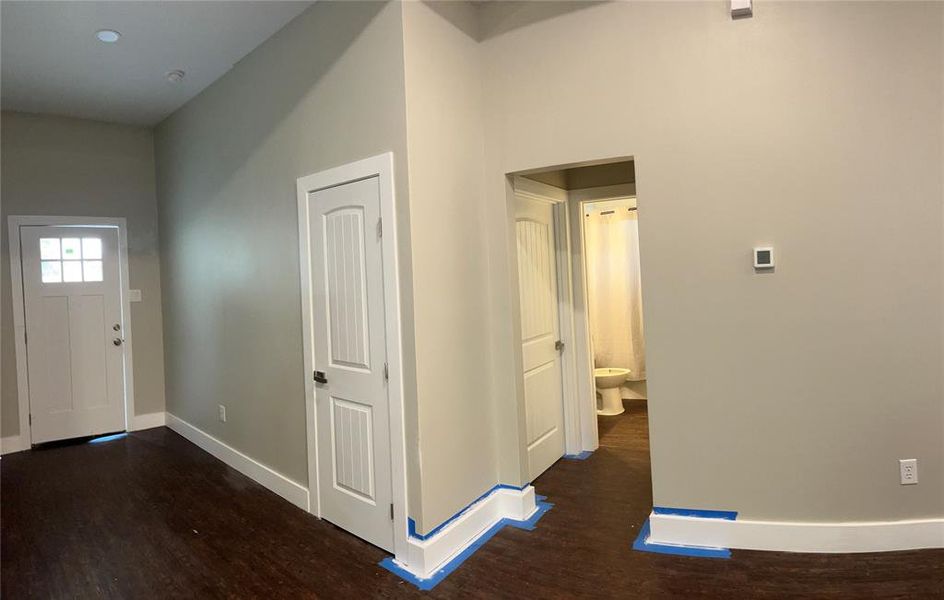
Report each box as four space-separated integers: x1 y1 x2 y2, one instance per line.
3 400 942 598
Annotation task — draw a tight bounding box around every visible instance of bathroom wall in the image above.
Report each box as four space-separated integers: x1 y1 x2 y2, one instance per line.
1 111 167 438
481 1 944 521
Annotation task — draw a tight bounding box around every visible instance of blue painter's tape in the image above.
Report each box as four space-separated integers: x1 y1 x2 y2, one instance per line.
652 506 737 521
381 497 553 590
408 482 530 541
632 517 731 559
508 497 553 532
564 451 593 460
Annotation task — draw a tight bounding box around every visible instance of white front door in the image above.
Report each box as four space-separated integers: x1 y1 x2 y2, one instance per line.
21 226 126 444
307 176 394 552
515 195 565 480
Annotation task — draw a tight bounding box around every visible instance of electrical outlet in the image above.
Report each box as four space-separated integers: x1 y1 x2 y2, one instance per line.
899 459 918 485
218 404 226 423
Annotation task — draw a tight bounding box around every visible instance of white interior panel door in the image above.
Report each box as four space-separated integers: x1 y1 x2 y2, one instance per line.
21 226 125 444
308 176 393 552
515 196 565 480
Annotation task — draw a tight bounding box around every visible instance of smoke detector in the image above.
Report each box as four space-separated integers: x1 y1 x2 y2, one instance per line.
165 70 186 83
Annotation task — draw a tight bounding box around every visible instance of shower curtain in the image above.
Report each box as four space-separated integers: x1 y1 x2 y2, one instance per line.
584 205 646 381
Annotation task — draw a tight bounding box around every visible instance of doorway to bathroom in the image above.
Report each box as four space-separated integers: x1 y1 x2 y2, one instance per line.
509 157 648 482
580 194 647 415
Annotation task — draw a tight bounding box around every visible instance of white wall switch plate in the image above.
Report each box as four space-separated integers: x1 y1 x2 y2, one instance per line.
128 289 142 302
899 458 918 485
218 404 227 423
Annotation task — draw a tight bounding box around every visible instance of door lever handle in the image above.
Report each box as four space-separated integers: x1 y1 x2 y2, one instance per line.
313 370 328 384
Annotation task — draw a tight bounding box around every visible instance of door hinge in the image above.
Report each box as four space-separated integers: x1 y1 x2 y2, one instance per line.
390 503 394 520
555 340 565 352
383 362 389 382
28 413 31 425
377 218 383 238
24 331 27 346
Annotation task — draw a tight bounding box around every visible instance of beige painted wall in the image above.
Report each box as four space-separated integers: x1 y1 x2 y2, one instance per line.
481 1 944 521
401 1 498 533
154 1 416 487
1 111 166 437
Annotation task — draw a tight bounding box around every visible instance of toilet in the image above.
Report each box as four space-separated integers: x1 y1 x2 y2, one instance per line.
594 367 631 416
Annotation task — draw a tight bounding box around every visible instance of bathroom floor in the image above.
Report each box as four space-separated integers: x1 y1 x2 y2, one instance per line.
3 404 942 598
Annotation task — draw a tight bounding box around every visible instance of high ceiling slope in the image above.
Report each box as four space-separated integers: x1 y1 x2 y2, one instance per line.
1 1 312 125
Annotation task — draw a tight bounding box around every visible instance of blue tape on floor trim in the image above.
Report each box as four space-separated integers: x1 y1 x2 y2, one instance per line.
407 482 530 541
564 450 593 460
381 498 553 590
632 518 731 559
652 506 738 520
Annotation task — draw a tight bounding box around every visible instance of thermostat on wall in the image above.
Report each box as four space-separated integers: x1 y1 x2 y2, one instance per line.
753 247 774 269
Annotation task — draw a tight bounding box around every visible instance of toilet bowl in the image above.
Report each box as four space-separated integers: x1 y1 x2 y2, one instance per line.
594 367 631 416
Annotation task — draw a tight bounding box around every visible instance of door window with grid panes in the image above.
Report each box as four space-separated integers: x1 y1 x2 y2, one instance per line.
39 236 104 283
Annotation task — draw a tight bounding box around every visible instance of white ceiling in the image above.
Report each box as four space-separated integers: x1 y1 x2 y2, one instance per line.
1 1 312 126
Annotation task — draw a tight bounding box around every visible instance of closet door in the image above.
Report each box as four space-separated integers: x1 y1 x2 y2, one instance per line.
305 175 394 552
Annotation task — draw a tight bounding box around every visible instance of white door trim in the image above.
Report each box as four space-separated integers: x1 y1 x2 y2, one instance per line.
295 152 409 563
7 215 136 447
511 177 592 456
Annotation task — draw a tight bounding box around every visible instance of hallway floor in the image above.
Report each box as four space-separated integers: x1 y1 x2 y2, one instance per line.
2 402 942 598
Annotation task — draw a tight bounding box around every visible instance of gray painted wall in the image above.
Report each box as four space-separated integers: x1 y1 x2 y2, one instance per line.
480 1 944 521
1 111 166 437
154 1 415 487
402 0 497 533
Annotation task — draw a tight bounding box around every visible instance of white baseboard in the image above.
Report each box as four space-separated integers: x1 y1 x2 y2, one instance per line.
1 434 27 455
165 412 310 512
649 512 944 553
399 485 538 580
132 411 167 430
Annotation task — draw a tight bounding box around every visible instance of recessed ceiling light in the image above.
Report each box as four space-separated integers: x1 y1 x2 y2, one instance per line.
165 70 186 83
95 29 121 43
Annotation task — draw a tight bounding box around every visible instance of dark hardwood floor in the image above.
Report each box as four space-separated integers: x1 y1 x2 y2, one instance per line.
3 401 942 598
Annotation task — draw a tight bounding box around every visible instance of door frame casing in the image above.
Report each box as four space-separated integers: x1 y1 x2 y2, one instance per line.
7 215 136 447
295 152 409 562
